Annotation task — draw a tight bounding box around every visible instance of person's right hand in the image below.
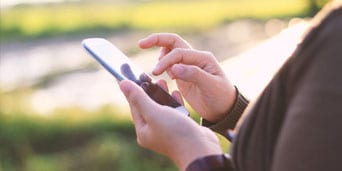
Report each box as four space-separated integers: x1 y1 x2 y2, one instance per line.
119 79 222 171
139 33 237 122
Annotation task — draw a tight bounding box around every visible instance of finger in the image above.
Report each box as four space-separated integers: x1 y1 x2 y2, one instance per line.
156 79 169 92
139 33 191 49
119 80 158 122
119 80 147 129
159 47 171 60
171 64 216 85
120 81 151 149
171 90 184 105
153 48 216 75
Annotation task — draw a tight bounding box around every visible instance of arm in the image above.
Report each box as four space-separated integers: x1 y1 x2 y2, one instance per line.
271 6 342 170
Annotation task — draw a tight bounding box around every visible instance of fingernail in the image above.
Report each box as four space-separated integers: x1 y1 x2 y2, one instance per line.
153 64 161 74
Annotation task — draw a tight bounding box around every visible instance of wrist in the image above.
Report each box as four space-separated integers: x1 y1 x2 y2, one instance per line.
168 129 223 171
201 87 249 140
205 85 238 123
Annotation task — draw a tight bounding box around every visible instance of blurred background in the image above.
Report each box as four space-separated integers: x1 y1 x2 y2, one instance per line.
0 0 330 170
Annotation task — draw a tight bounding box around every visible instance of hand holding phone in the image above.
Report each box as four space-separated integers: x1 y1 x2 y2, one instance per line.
82 38 189 116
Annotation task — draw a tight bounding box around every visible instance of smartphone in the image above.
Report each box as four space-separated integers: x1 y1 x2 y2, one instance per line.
82 38 189 116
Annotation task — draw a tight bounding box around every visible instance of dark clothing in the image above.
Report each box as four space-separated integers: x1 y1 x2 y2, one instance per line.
232 3 342 171
187 2 342 171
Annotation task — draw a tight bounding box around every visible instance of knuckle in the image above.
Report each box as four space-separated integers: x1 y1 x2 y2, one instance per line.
192 66 202 77
137 136 150 149
171 48 185 59
170 33 190 48
172 47 183 53
149 33 158 40
136 137 145 147
127 90 139 106
187 65 201 78
201 50 217 62
170 33 181 39
202 51 215 58
152 32 163 37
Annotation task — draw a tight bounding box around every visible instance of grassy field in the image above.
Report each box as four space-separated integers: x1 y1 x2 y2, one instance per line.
0 106 177 171
0 0 317 40
0 88 229 171
0 92 228 171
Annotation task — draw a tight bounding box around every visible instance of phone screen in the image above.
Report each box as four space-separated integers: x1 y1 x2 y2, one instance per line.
82 38 145 82
82 38 189 116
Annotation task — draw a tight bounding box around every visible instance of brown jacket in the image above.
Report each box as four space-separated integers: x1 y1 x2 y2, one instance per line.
232 2 342 171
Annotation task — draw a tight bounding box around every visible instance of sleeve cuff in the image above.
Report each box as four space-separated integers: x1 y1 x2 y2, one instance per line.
185 154 234 171
201 87 249 139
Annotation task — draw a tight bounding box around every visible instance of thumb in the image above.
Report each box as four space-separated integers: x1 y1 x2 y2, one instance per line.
171 64 214 84
119 80 157 123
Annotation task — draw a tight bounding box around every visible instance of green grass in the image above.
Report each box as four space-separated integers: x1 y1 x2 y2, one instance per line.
0 101 177 171
0 0 312 40
0 89 230 171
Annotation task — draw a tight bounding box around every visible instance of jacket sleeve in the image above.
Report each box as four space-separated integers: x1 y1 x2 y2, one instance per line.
271 4 342 171
185 154 234 171
201 87 249 141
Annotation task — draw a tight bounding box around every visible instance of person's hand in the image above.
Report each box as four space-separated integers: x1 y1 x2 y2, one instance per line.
119 79 222 171
139 33 236 122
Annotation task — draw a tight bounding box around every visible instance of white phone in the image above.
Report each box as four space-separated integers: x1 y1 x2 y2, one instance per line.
82 38 189 116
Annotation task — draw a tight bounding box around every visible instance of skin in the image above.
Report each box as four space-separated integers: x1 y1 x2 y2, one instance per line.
120 80 222 171
119 33 237 170
139 33 236 122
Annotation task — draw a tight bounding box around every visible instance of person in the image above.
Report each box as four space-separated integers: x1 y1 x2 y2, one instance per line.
119 1 342 171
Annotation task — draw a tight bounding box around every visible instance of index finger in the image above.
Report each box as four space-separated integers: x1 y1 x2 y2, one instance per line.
138 33 192 49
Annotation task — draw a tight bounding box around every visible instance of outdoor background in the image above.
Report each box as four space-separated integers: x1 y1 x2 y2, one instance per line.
0 0 329 171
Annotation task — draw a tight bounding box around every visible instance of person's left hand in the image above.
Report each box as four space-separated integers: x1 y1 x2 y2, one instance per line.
119 79 222 171
139 33 236 123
